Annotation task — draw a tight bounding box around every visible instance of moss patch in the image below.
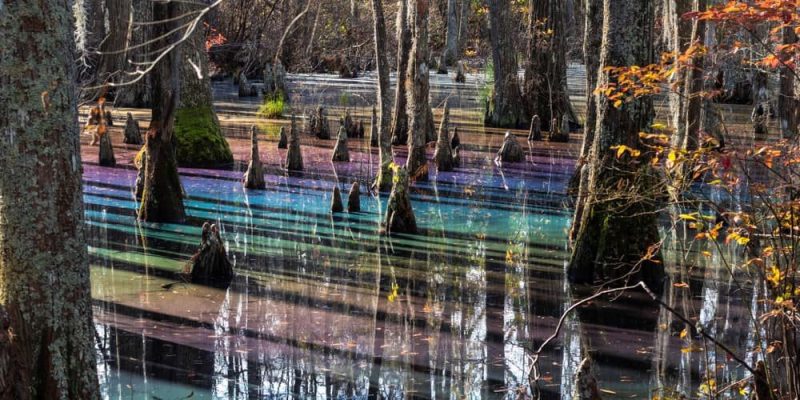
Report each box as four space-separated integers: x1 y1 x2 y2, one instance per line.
174 106 233 167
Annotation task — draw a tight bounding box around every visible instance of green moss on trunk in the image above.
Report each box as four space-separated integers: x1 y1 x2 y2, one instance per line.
174 106 234 167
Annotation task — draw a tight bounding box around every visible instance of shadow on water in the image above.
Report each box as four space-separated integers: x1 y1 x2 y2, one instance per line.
87 69 759 399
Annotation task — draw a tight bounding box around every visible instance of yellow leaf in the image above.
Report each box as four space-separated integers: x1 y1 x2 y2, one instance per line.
651 123 667 130
679 328 688 339
613 99 623 108
678 213 697 221
668 150 677 162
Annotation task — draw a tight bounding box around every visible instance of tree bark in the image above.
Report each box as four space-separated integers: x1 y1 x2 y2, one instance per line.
663 0 705 151
682 0 706 152
96 0 132 89
138 1 187 223
567 0 603 210
457 0 470 55
0 1 100 398
405 0 434 181
443 0 459 66
778 25 798 139
485 0 526 128
371 0 395 192
568 0 665 291
662 0 693 147
524 0 574 130
391 0 412 145
175 2 233 167
115 0 153 107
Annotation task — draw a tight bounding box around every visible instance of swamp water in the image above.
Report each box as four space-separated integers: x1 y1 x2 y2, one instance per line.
85 69 758 399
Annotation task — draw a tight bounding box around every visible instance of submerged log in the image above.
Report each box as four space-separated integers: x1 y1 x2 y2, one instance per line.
331 185 344 213
433 102 453 171
189 222 233 285
369 106 379 147
98 125 116 167
331 127 350 162
285 114 303 171
347 182 361 213
123 112 143 144
455 61 466 83
451 126 461 149
384 166 417 234
243 126 266 189
278 126 288 149
528 115 542 141
497 132 525 162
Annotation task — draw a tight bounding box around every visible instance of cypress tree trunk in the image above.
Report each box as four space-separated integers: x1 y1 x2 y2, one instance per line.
391 0 412 145
0 1 100 398
682 0 706 152
174 2 233 167
568 0 665 291
443 0 459 66
523 0 574 130
405 0 434 181
139 1 187 223
371 0 395 192
115 0 153 107
778 26 798 139
568 0 603 209
662 0 705 151
485 0 525 128
457 0 470 55
96 0 131 88
662 0 693 147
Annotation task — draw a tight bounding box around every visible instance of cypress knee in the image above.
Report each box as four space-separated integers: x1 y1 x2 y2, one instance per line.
98 125 116 167
243 126 266 189
124 112 143 144
278 126 288 149
285 114 304 171
452 145 462 167
347 182 361 213
331 127 350 162
189 222 233 286
455 61 466 83
238 72 257 97
451 126 461 149
528 115 542 141
433 103 453 171
331 186 344 213
497 132 525 162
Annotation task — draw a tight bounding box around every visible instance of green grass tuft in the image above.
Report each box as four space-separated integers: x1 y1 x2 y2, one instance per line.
258 93 287 119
